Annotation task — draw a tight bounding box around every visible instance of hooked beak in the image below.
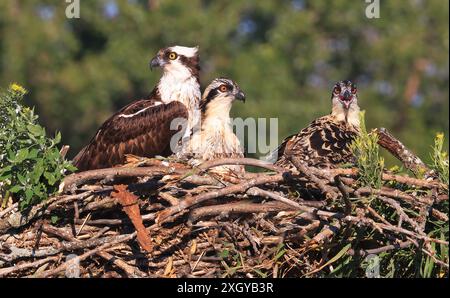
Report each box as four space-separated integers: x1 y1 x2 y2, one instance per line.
150 56 162 70
341 90 352 109
235 90 246 102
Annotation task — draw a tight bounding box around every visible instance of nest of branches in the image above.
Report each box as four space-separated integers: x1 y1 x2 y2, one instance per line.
0 130 448 278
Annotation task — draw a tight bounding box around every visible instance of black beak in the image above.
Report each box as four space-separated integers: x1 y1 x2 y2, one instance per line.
341 90 352 109
150 56 161 70
235 90 246 102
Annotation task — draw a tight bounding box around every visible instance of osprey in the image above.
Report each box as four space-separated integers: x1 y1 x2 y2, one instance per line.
274 80 360 168
182 78 246 174
73 46 201 171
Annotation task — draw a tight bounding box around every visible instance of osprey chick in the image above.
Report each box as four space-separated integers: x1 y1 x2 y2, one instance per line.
183 78 246 174
73 45 201 171
275 80 360 168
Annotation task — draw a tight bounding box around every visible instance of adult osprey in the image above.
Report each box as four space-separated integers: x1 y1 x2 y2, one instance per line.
182 78 246 174
73 46 201 171
274 80 360 168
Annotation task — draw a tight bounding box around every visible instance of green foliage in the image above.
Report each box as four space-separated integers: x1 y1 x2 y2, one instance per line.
350 111 384 188
430 133 449 186
0 84 76 210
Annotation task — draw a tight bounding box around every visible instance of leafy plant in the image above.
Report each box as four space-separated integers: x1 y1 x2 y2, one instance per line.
350 111 384 188
0 83 76 210
430 133 449 187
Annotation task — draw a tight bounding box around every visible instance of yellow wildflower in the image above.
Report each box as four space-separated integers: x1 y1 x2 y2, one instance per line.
10 83 27 95
436 133 444 140
389 165 400 173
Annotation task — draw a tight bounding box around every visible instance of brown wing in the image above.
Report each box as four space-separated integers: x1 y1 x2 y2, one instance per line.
73 99 188 171
276 116 358 168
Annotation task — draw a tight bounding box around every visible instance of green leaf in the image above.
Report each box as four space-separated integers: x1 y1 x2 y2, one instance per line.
317 243 352 272
27 124 43 136
54 131 61 144
28 148 39 159
44 172 56 185
9 185 22 193
15 148 29 163
252 269 267 278
24 188 33 201
220 249 230 258
17 173 27 185
51 215 59 224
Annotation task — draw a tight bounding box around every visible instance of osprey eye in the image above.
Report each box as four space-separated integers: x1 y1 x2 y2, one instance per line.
333 86 341 94
219 85 228 92
168 52 177 60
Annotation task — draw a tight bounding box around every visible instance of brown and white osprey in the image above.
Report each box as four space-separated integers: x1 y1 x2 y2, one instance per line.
182 78 246 174
274 80 360 168
73 46 201 171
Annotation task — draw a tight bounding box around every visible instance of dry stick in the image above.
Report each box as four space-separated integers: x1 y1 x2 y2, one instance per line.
60 232 136 251
0 245 60 264
288 155 338 200
376 196 424 235
41 224 76 242
0 191 93 234
375 127 431 176
347 240 413 257
96 251 147 277
42 223 146 277
421 247 449 268
59 145 70 159
247 187 326 208
189 201 299 222
198 157 287 173
0 256 59 277
37 242 114 278
61 166 185 193
273 203 447 245
156 173 284 224
334 176 352 215
355 186 433 206
0 203 18 218
35 232 138 278
312 167 445 189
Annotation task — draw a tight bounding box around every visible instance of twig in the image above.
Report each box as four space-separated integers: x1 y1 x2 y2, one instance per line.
0 256 59 277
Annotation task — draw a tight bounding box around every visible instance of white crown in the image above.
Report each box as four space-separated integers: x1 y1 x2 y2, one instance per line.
169 45 199 58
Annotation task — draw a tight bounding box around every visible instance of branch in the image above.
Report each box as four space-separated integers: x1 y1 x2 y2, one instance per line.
375 127 431 176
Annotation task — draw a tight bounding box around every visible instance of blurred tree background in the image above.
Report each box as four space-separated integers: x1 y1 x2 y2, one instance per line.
0 0 448 167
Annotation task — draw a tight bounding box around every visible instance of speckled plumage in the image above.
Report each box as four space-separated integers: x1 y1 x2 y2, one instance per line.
274 80 361 168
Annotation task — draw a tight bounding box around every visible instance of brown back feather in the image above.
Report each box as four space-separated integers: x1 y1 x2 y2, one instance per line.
73 99 188 171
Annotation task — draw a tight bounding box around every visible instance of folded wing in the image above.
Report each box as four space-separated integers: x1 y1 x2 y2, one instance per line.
73 99 188 171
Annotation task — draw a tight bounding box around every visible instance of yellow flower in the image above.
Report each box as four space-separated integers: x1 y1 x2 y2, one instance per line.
389 165 400 172
10 83 27 95
436 133 444 140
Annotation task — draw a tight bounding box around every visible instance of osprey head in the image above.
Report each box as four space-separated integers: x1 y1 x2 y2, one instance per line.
331 80 360 127
150 45 200 78
331 80 358 110
200 78 245 113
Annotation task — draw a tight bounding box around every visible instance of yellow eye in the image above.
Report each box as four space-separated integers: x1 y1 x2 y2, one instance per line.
219 84 228 92
168 52 177 60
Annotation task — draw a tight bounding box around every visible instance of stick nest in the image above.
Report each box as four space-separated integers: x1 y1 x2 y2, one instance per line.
0 155 448 278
